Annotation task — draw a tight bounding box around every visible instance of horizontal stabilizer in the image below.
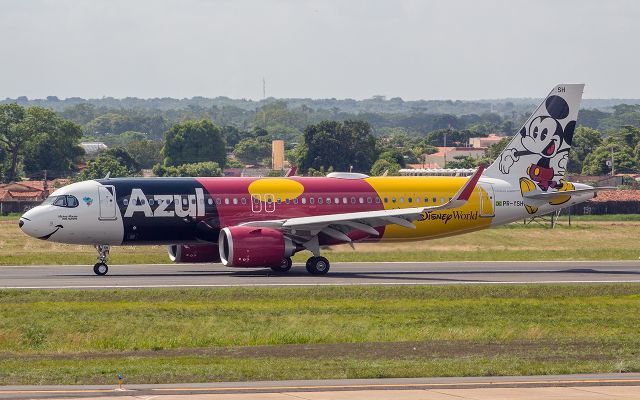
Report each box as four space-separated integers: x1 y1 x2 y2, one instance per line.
523 187 616 201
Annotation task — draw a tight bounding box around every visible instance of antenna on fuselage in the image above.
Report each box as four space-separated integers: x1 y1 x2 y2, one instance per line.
103 172 111 179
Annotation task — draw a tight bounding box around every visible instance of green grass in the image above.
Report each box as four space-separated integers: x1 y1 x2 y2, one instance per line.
1 285 640 384
2 217 640 264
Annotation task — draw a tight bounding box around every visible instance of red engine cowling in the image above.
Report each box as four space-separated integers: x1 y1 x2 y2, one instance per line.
168 244 221 263
219 226 295 268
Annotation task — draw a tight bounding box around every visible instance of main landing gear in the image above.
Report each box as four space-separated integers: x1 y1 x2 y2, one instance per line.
305 256 330 275
269 256 331 275
93 245 110 276
271 257 293 273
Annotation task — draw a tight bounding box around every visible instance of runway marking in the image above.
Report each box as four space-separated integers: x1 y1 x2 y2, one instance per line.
2 378 640 395
1 280 640 290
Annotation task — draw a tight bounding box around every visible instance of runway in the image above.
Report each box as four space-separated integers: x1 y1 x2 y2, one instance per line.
0 260 639 289
1 374 640 399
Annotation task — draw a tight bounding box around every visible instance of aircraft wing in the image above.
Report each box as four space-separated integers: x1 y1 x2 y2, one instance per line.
240 166 484 247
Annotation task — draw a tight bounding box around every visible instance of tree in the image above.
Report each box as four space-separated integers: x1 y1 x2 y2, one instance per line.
125 140 163 169
102 148 140 173
485 137 511 160
370 158 401 176
446 155 477 169
296 120 378 173
582 140 639 175
153 161 222 177
567 127 602 173
23 119 84 178
161 120 226 168
0 104 82 182
75 153 134 181
234 138 271 165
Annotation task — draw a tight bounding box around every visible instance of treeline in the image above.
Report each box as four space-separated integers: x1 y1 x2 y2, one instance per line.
2 100 640 184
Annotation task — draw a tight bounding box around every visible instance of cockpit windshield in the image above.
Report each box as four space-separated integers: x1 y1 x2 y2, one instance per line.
43 195 79 208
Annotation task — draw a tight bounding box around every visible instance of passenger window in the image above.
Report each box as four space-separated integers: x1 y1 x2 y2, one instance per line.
207 198 213 205
367 197 372 204
399 197 404 203
343 197 347 204
375 197 381 204
253 197 260 204
241 198 247 205
192 198 197 204
216 198 222 205
326 197 331 204
224 198 230 205
441 197 445 203
123 198 129 206
384 197 388 203
359 197 364 204
309 197 314 205
293 198 298 205
351 197 356 204
416 197 420 203
318 197 323 205
432 197 437 203
301 197 307 204
408 197 412 203
233 198 238 205
276 198 281 204
335 197 340 204
392 198 396 203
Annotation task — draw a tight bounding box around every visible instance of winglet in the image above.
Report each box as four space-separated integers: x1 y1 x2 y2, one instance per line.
454 165 485 202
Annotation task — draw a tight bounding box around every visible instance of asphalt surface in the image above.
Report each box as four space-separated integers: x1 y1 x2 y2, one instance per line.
1 374 640 399
0 260 639 289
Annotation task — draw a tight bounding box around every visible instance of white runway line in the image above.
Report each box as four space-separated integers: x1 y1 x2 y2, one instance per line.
2 279 640 290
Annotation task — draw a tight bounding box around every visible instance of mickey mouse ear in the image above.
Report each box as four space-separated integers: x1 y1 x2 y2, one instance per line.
545 95 570 120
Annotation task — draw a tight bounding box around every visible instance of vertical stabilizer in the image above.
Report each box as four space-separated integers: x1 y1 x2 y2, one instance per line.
484 84 584 190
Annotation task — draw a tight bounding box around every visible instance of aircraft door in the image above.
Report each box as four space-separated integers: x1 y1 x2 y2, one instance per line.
264 194 275 213
98 185 118 220
251 195 262 212
478 183 495 218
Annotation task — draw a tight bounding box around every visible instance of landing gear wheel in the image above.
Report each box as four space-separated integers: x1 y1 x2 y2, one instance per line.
93 262 108 276
94 244 110 276
271 257 292 272
305 256 330 275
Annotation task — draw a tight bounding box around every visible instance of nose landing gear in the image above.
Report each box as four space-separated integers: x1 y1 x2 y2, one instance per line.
93 245 110 276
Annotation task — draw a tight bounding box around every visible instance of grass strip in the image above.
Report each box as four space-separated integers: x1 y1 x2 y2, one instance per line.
0 285 640 384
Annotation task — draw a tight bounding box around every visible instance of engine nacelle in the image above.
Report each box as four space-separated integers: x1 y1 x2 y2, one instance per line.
168 244 221 263
219 226 295 268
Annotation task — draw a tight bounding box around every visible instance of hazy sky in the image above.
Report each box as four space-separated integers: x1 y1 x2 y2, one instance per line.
1 0 638 100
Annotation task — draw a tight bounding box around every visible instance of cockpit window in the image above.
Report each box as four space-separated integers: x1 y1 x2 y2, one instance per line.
66 195 79 207
53 196 67 207
50 195 79 208
42 196 57 205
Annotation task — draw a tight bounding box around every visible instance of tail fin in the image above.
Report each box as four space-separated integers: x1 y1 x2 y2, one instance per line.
484 84 584 191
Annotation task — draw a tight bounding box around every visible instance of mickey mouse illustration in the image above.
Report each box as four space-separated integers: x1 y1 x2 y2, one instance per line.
499 95 576 192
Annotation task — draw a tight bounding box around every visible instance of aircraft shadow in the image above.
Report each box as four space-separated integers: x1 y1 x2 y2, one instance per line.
55 267 640 283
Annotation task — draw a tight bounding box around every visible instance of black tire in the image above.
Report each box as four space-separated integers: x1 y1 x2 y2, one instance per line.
305 256 330 275
93 262 108 276
271 257 292 272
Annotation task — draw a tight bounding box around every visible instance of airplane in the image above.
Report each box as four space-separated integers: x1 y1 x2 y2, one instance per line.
19 84 607 276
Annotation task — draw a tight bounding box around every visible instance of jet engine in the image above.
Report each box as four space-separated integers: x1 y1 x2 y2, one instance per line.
219 226 296 268
168 243 221 263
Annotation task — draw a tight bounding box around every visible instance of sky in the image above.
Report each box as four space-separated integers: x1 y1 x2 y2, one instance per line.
1 0 639 100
